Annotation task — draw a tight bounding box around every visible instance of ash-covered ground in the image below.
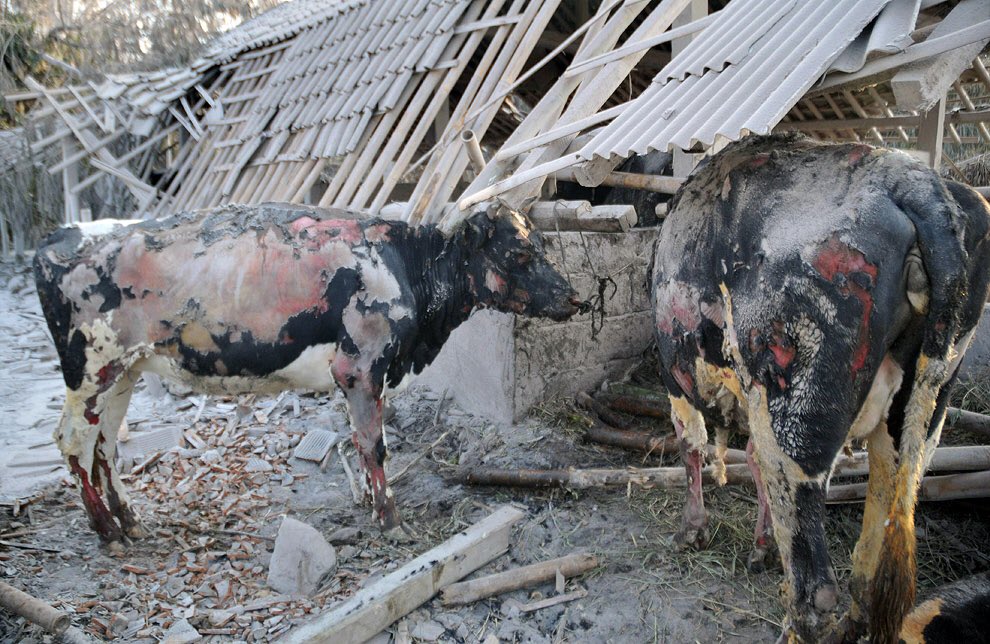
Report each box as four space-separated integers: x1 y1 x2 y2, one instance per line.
1 258 988 644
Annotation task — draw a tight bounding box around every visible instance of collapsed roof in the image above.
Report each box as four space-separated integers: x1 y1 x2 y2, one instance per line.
12 0 990 227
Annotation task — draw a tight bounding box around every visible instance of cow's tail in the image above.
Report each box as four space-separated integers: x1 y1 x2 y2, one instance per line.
869 161 969 644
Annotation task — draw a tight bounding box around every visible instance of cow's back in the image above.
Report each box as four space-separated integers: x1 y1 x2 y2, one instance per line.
34 205 413 392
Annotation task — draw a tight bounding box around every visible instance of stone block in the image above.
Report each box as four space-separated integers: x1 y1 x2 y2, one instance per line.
267 517 337 596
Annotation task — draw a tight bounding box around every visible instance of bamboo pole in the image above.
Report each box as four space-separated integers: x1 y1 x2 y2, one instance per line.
495 103 627 162
462 130 486 174
450 0 657 225
368 0 505 212
441 553 598 606
462 0 696 214
564 11 719 77
415 0 563 224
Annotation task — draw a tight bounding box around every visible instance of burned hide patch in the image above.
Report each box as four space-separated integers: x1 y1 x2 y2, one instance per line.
748 321 797 393
812 235 878 379
654 280 703 336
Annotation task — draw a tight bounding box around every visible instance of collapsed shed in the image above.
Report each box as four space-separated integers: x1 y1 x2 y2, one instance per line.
12 0 990 419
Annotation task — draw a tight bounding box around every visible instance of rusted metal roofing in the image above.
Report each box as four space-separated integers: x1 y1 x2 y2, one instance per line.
576 0 905 159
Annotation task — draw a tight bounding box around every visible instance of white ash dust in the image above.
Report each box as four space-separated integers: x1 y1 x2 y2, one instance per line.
0 259 779 644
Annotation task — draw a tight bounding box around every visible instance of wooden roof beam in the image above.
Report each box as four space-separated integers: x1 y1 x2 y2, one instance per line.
891 0 990 111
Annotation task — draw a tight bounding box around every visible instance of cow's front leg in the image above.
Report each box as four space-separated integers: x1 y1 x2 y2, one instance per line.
333 366 398 529
669 396 709 550
746 438 778 573
57 372 145 544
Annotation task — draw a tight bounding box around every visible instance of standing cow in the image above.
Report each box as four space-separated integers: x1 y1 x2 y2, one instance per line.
34 203 581 545
652 134 990 643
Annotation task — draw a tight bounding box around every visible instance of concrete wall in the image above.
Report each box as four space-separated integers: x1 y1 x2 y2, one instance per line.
420 228 659 422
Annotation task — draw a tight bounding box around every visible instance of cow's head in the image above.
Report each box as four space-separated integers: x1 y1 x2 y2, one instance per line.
460 210 582 321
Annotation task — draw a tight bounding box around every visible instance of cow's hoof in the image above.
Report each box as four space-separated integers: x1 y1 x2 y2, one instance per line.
125 523 151 539
746 542 780 573
106 540 126 555
672 525 710 551
383 523 415 543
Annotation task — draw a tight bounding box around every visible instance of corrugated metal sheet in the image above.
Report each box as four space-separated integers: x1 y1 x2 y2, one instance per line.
197 0 360 66
577 0 907 159
829 0 920 73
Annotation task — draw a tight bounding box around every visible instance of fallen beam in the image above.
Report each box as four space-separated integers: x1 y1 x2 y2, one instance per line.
0 581 70 634
585 425 678 455
829 469 990 503
458 462 755 490
528 201 638 232
554 168 685 195
460 446 990 492
283 505 525 644
946 406 990 438
441 552 598 606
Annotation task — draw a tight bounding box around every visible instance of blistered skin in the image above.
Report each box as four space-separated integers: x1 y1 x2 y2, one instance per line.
650 134 990 644
34 203 579 541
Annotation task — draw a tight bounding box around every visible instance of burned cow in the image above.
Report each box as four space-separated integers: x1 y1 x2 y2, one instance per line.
652 134 990 643
34 203 580 544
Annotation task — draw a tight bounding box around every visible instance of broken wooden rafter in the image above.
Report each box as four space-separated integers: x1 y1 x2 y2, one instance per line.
441 552 598 606
283 505 525 644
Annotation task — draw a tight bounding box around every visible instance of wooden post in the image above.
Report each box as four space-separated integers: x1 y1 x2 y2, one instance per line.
917 94 946 170
671 0 707 178
60 138 80 224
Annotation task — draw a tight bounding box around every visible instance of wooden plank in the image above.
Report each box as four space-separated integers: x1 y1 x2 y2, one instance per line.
530 203 636 232
283 505 526 644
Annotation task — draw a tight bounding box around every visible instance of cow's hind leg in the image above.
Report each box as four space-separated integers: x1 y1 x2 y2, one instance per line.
669 396 710 550
747 386 843 644
846 424 897 640
746 437 778 573
56 371 143 544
